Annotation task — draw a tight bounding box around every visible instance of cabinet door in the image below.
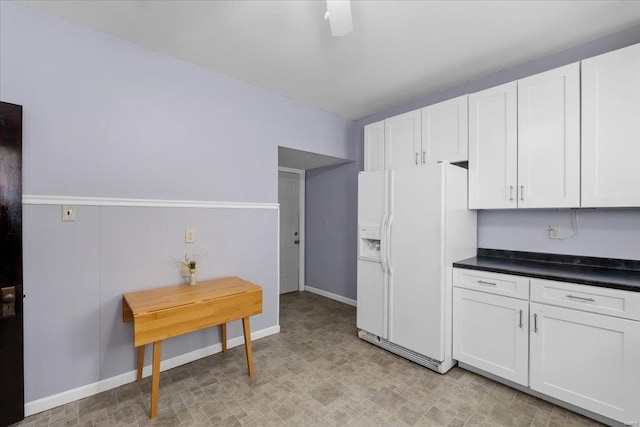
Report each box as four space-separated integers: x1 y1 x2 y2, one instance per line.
468 82 517 209
582 43 640 207
421 95 468 165
453 288 529 386
364 121 385 172
530 303 640 423
518 63 580 208
384 110 421 170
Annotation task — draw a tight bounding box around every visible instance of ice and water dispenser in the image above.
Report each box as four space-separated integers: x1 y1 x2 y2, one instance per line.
359 225 381 261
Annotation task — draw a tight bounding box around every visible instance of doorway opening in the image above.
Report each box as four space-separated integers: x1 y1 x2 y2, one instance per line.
277 146 351 297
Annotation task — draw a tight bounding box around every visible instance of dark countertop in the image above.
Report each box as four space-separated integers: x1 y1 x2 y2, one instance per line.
453 249 640 293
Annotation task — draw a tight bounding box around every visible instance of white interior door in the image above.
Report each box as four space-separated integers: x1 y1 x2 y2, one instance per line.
279 171 300 294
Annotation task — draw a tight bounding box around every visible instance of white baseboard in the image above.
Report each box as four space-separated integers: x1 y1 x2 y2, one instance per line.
24 325 280 417
304 286 357 307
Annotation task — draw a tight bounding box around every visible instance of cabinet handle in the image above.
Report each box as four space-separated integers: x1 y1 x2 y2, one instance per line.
519 310 523 329
509 185 514 201
477 280 497 287
533 313 538 333
415 152 419 165
422 151 426 164
566 294 595 302
520 185 524 201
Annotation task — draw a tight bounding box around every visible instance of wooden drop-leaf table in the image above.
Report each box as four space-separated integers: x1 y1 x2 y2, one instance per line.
122 276 263 418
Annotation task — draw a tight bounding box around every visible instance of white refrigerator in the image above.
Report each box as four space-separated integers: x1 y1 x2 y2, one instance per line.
357 162 477 373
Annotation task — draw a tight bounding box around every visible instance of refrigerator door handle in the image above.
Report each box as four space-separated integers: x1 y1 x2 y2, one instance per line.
386 214 394 341
387 170 394 276
380 213 388 273
386 215 394 275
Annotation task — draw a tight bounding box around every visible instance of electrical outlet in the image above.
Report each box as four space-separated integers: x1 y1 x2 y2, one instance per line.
62 205 76 221
185 228 196 243
549 225 561 239
182 264 190 277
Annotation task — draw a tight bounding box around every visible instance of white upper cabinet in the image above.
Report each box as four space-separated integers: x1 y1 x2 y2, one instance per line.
384 110 422 170
366 100 468 171
582 43 640 207
366 43 640 208
468 82 518 209
518 63 580 208
364 120 385 172
421 95 469 165
469 64 580 209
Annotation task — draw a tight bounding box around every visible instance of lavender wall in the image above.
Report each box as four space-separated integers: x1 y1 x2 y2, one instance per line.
305 159 361 301
1 2 355 202
22 204 278 401
356 24 640 262
478 209 640 259
1 1 358 407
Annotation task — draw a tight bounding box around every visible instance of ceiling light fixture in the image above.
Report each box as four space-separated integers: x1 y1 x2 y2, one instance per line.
325 0 353 37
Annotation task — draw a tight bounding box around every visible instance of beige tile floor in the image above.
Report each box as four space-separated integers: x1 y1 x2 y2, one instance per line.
13 291 604 426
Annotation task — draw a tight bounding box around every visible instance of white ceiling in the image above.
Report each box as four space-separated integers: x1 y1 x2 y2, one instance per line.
15 0 640 120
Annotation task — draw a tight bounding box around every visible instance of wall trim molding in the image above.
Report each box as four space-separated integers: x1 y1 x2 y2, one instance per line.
304 285 357 307
22 195 279 210
24 325 280 417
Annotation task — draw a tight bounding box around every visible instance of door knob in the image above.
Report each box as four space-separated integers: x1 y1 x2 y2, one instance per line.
1 287 16 318
1 292 14 304
294 240 300 244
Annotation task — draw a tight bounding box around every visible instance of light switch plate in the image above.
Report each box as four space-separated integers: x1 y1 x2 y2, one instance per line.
62 205 76 221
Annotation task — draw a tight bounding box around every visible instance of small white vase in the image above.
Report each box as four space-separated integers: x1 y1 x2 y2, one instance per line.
189 269 197 286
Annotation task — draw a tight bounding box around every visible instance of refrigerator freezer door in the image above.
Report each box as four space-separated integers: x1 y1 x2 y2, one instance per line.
357 260 386 338
357 171 388 338
358 171 387 226
388 165 445 360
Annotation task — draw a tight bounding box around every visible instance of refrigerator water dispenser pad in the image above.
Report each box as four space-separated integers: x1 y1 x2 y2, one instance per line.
359 225 381 261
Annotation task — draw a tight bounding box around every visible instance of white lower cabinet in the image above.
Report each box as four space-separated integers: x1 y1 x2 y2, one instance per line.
529 302 640 423
453 288 529 386
453 267 640 424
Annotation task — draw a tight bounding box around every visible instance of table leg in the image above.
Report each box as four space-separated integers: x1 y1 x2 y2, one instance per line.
150 341 162 419
136 345 145 382
242 317 254 377
220 323 227 353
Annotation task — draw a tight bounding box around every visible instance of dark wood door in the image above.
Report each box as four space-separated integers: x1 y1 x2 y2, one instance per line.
0 102 24 427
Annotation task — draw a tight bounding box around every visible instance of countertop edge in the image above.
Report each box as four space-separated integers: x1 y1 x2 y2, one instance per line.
452 262 640 293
